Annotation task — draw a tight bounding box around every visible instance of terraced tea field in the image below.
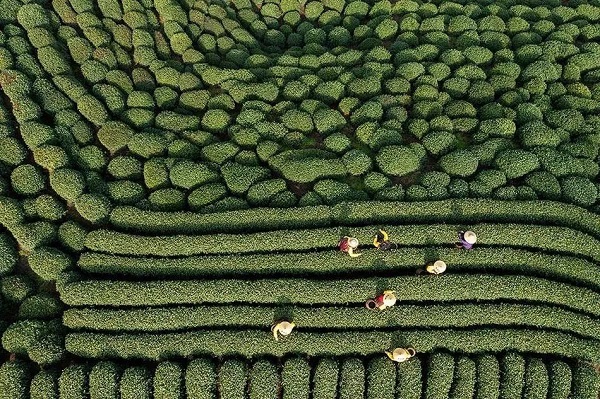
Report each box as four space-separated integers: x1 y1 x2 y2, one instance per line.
0 0 599 396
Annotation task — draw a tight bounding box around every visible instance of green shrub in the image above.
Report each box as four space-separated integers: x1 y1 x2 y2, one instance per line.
11 164 45 196
143 159 169 190
0 137 27 166
313 109 346 135
340 149 371 176
561 176 597 207
0 361 29 399
75 193 112 223
35 195 65 221
58 221 87 252
475 355 500 399
269 150 346 183
523 358 548 399
524 171 561 200
281 110 313 134
169 161 218 190
107 181 145 205
246 179 286 206
50 168 85 202
200 109 231 133
30 370 58 399
18 294 62 319
128 132 168 158
186 358 216 399
154 361 183 399
0 234 17 276
89 361 120 399
449 357 476 398
188 183 228 210
499 353 525 399
149 188 186 211
78 145 107 171
376 145 419 177
423 131 457 155
107 156 142 180
120 367 151 399
154 111 200 132
494 150 540 179
221 162 270 195
519 121 562 148
439 150 479 177
33 145 69 171
201 142 239 164
77 94 108 126
1 275 34 303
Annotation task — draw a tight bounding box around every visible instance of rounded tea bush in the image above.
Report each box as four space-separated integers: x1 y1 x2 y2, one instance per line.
11 165 45 196
201 109 231 133
376 146 420 177
75 193 112 223
494 149 540 179
561 176 597 207
50 168 85 202
439 150 479 177
28 247 71 280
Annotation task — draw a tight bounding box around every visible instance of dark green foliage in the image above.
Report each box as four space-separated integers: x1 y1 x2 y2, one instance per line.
0 361 29 399
282 356 310 399
313 179 367 204
219 359 247 399
475 355 500 399
170 161 218 190
547 361 571 399
440 150 479 177
11 164 45 196
221 162 270 195
89 361 120 399
270 150 346 183
33 145 69 171
249 359 278 399
343 149 372 175
366 355 395 399
149 189 186 211
425 352 455 399
0 137 27 166
97 122 134 154
154 361 183 399
423 131 457 155
1 275 34 302
561 176 597 207
314 108 346 135
30 370 58 399
201 109 231 133
525 171 561 200
75 193 112 223
499 352 525 399
376 145 419 177
523 358 548 399
312 358 338 399
0 233 17 276
571 363 599 399
58 221 87 252
202 142 239 164
28 247 71 280
494 149 540 179
120 367 151 399
107 181 145 204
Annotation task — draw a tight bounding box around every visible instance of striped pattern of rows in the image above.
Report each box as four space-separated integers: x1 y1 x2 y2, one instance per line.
1 352 599 398
57 200 600 361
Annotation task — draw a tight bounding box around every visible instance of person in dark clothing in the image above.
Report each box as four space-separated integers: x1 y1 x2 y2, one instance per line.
373 229 396 251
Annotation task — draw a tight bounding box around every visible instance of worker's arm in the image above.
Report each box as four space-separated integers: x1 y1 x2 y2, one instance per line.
348 247 361 257
272 324 280 341
385 351 394 360
373 236 380 247
380 230 389 242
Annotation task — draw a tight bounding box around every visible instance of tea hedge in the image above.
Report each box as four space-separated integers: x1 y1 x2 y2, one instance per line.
62 303 600 340
425 352 454 399
367 355 396 399
500 352 526 399
547 361 572 399
281 356 310 399
76 247 600 289
58 274 600 317
475 355 500 399
523 358 549 399
339 358 364 399
64 328 600 360
312 358 338 399
84 223 600 261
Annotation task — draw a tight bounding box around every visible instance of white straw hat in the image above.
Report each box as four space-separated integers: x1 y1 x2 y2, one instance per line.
383 292 397 307
433 260 447 273
464 231 477 244
348 237 359 248
278 321 294 335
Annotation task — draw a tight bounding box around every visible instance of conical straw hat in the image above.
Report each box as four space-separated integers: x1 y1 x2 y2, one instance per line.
383 292 397 306
464 231 477 244
392 348 411 361
433 260 447 273
348 237 359 248
278 321 294 335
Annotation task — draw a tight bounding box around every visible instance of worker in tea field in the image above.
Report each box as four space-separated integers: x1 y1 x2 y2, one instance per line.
373 229 397 251
338 236 361 257
425 260 447 275
272 320 295 341
456 230 477 250
385 347 417 363
365 290 397 310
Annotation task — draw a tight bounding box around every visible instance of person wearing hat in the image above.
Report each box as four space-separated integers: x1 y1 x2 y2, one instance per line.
339 236 361 257
385 347 416 363
365 290 397 310
425 260 447 275
271 320 295 341
456 230 477 250
373 229 396 251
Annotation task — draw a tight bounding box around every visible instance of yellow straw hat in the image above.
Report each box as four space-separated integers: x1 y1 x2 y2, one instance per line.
382 291 397 307
433 260 447 273
278 321 294 335
348 237 359 248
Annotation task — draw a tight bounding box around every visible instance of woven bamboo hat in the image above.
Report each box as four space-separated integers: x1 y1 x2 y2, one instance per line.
432 260 447 273
278 321 294 335
383 291 397 307
348 237 359 248
464 231 477 244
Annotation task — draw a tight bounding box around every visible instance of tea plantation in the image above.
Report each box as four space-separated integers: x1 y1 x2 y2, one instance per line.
0 0 599 396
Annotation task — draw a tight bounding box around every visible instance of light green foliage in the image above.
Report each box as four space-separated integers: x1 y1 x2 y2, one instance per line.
11 164 45 196
201 109 231 133
50 168 85 202
1 275 34 303
0 233 17 276
0 361 29 399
